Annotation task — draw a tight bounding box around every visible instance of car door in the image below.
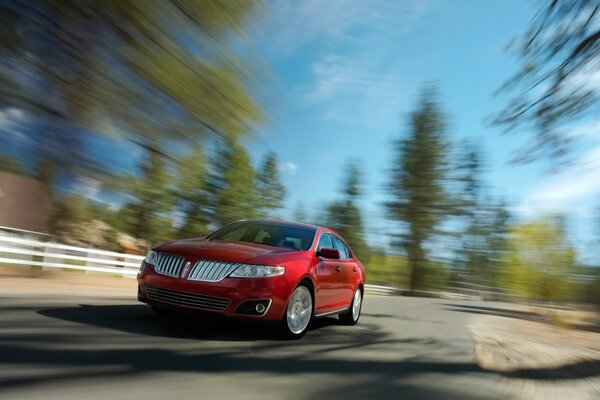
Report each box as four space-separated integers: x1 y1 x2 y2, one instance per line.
314 232 343 314
331 235 356 307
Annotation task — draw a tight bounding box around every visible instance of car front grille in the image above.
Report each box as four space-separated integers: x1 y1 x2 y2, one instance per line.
145 286 230 311
186 260 241 282
154 253 185 277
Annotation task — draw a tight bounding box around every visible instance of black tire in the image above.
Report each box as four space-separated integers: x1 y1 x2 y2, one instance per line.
339 287 362 325
280 283 313 339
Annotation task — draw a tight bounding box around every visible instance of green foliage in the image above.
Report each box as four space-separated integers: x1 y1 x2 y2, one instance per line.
454 141 511 287
325 160 370 262
124 150 175 245
0 154 26 175
582 272 600 305
211 141 258 226
1 0 265 187
50 197 92 244
367 249 407 287
256 152 285 218
387 86 450 291
494 0 600 163
293 204 310 224
501 218 576 302
175 144 209 238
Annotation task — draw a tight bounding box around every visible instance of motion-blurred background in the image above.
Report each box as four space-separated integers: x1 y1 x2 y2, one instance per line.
0 0 599 306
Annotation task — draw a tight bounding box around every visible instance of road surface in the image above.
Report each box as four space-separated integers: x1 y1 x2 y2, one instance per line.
0 294 515 399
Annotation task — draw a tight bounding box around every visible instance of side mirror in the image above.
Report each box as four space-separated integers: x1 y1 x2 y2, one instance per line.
317 248 340 259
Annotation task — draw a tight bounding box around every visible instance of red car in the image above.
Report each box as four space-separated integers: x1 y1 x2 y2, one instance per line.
137 220 365 338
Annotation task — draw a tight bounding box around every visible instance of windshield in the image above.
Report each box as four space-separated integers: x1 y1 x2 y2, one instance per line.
207 222 316 251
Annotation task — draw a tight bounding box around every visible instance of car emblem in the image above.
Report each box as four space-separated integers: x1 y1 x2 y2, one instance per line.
181 261 192 278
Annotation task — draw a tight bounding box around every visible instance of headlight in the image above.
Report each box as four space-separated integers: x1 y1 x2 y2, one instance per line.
144 250 158 266
229 265 285 278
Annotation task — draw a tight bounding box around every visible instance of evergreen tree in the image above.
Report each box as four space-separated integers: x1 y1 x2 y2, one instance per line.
211 141 258 226
35 158 57 197
175 144 209 238
125 150 174 245
325 160 370 262
293 204 309 224
387 86 450 291
256 152 285 218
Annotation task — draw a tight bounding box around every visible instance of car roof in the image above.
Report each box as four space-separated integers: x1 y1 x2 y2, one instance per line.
236 219 321 231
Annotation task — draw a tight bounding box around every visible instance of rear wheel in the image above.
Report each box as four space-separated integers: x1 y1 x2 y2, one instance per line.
339 287 362 325
281 284 313 339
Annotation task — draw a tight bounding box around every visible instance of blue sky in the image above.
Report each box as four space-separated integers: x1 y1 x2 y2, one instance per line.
243 0 600 263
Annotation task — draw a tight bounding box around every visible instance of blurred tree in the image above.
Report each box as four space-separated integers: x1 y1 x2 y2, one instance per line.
50 196 92 244
0 0 265 173
124 150 175 245
35 158 57 196
582 272 600 305
494 0 599 163
175 144 210 238
387 86 450 291
502 218 576 302
0 154 26 175
293 204 309 224
366 248 408 287
454 143 511 289
256 152 285 218
210 141 257 226
325 160 370 263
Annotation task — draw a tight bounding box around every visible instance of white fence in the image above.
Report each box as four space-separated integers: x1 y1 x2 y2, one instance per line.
0 234 144 276
0 234 402 294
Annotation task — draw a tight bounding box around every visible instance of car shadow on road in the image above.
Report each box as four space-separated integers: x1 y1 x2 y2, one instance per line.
36 304 343 342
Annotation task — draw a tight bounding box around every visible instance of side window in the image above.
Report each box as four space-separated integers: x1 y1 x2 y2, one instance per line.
331 236 351 259
316 233 333 251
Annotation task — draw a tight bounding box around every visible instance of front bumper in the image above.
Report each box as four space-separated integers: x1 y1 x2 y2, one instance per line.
137 263 291 321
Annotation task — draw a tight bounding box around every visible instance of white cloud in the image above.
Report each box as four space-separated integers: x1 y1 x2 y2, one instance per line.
263 0 434 57
566 119 600 140
0 107 29 142
519 144 600 217
76 177 102 201
306 52 403 104
280 162 298 174
0 107 25 126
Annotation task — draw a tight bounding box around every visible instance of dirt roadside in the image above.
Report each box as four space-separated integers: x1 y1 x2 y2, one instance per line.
471 310 600 400
0 266 137 297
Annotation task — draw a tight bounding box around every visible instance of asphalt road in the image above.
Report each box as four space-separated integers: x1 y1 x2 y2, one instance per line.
0 294 512 400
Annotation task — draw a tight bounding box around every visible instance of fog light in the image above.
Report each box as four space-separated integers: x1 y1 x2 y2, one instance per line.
255 303 266 313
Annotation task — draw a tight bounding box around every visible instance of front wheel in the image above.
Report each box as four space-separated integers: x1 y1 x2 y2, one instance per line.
281 284 313 339
339 287 362 325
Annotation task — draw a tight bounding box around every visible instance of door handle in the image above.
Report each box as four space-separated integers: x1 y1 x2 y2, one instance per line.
353 266 357 272
336 266 341 272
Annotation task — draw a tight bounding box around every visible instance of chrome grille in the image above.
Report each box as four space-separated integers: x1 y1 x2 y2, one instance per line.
146 286 230 311
154 253 185 277
187 260 241 282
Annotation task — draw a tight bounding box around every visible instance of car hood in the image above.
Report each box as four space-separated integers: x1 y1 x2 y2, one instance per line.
154 239 294 264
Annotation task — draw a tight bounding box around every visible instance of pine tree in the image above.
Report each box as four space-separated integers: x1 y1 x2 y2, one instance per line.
325 160 370 262
256 152 285 218
211 141 258 226
387 86 449 291
175 144 209 238
293 204 309 224
126 149 175 245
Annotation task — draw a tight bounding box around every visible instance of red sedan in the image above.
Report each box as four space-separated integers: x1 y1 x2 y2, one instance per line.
137 220 365 338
